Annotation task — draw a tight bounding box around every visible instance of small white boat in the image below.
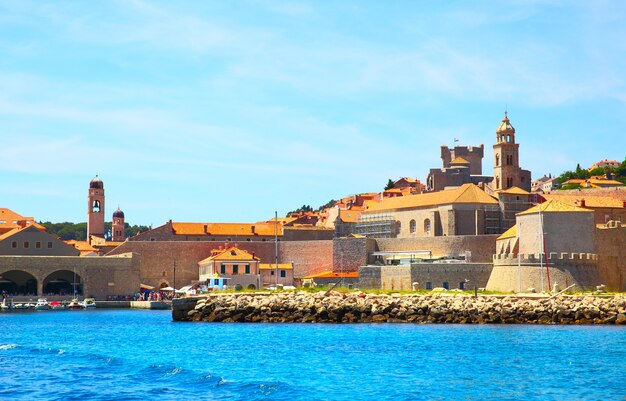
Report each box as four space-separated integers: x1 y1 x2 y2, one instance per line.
82 298 96 309
35 298 51 310
68 299 83 310
1 298 11 310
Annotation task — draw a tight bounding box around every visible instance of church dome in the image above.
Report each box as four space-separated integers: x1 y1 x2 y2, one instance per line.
89 175 104 189
113 208 125 219
496 112 515 134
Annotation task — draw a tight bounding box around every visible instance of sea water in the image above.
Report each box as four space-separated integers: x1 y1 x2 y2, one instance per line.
1 309 625 401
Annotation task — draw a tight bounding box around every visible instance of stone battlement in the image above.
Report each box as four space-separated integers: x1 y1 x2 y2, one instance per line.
493 252 598 265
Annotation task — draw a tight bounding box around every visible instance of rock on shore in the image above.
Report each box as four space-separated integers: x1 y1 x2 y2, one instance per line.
172 292 626 324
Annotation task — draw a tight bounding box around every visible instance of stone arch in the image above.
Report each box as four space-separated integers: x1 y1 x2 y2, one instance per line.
409 219 416 234
43 270 83 296
0 270 38 296
159 282 170 289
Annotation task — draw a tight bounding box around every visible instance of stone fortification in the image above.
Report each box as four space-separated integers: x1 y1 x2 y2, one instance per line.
173 292 626 325
375 235 498 263
487 252 600 292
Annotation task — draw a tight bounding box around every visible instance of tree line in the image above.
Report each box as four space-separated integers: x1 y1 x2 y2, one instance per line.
39 221 151 241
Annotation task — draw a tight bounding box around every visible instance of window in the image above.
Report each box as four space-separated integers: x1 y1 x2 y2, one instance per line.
233 265 239 274
220 264 226 274
409 219 416 234
47 242 53 248
92 200 101 213
245 265 250 274
280 270 286 278
425 282 432 290
11 241 17 248
36 242 41 249
443 281 449 290
495 154 499 166
271 270 275 275
24 241 29 249
395 221 401 236
459 281 466 290
424 219 431 235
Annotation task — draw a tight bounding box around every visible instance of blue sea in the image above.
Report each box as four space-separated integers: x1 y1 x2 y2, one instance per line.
1 309 625 401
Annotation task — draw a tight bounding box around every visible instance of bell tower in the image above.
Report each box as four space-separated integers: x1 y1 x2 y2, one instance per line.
87 175 105 244
493 112 519 190
112 207 125 242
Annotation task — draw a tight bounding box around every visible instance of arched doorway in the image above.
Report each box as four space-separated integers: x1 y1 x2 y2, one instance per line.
43 270 83 296
0 270 38 296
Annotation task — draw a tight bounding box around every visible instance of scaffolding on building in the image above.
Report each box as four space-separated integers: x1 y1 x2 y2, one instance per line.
355 213 396 238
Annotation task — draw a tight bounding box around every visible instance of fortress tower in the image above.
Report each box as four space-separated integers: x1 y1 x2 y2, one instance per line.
440 144 484 175
492 112 531 191
87 175 105 244
112 207 125 242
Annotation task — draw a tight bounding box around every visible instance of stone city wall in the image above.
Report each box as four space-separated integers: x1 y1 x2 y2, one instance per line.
595 224 626 291
0 253 140 299
360 263 493 291
487 253 600 292
374 235 498 262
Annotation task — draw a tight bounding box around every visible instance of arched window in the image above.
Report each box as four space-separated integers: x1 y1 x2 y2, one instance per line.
395 221 401 236
495 154 499 166
92 200 101 213
496 176 500 189
409 219 416 234
424 219 431 235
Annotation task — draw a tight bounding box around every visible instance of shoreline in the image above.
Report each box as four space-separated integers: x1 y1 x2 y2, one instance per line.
173 292 626 324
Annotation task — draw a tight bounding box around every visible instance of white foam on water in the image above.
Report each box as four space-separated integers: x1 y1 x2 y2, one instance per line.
0 344 18 350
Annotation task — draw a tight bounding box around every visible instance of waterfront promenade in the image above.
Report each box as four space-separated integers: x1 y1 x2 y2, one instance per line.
173 291 626 324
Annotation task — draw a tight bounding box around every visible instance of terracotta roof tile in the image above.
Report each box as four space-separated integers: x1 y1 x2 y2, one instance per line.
171 222 282 236
517 199 593 215
541 193 625 209
497 186 530 196
365 184 497 213
497 224 517 240
200 246 260 263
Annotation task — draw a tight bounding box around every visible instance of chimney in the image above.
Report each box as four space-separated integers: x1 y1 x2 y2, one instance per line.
581 199 586 207
251 225 255 234
203 224 208 233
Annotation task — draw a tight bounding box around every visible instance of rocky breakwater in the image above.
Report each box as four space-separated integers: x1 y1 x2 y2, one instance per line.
173 292 626 324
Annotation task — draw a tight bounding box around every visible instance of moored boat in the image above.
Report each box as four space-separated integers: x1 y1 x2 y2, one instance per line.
82 298 96 309
68 299 83 309
34 298 51 310
49 301 65 310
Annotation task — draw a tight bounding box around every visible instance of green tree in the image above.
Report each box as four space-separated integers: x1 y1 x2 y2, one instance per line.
384 179 395 190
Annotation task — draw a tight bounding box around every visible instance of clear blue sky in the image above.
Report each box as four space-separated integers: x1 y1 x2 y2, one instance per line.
2 1 625 226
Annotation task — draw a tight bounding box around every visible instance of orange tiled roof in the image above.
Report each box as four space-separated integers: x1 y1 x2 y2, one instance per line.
65 240 97 252
171 222 283 236
0 208 45 233
449 157 470 165
0 227 21 241
259 263 293 270
365 184 497 213
586 179 624 186
541 193 625 209
202 246 260 263
497 186 530 196
304 271 359 279
497 224 517 241
339 209 361 223
517 199 593 215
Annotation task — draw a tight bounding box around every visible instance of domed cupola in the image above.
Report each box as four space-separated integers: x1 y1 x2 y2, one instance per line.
113 207 125 219
496 111 515 143
89 175 104 189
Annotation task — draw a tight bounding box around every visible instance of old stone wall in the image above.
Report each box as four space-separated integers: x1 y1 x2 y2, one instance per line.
380 265 412 291
410 263 493 290
488 254 600 292
279 240 333 278
375 235 497 262
0 253 140 299
595 225 626 291
358 266 382 289
333 238 377 273
109 240 336 286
